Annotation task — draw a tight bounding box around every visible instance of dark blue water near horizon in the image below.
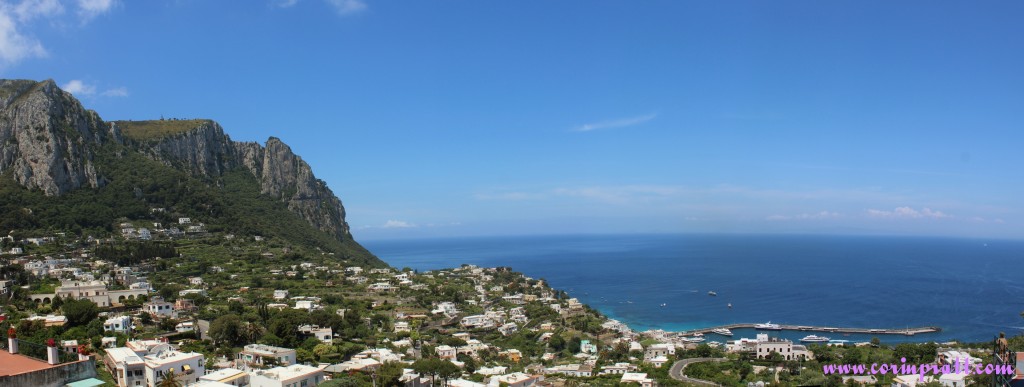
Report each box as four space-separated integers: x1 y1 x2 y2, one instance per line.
363 234 1024 344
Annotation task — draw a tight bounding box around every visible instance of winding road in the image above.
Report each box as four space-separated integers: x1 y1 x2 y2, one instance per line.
669 357 728 386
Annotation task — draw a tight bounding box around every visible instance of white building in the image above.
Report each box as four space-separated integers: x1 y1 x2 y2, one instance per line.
755 337 809 361
198 368 249 386
144 297 176 318
436 345 457 360
461 314 493 329
273 290 289 300
299 325 333 343
238 344 297 367
249 365 325 387
142 347 205 387
104 347 146 387
620 372 655 386
104 315 133 334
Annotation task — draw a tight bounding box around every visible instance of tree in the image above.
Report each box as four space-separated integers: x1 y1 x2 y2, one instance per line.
208 314 242 345
62 298 99 327
157 369 183 387
437 359 461 384
241 322 264 344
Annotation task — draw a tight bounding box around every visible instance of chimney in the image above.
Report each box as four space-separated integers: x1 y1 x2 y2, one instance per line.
46 338 59 365
7 328 17 354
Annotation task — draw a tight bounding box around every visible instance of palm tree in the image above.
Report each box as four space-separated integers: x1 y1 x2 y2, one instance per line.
157 369 183 387
242 322 264 343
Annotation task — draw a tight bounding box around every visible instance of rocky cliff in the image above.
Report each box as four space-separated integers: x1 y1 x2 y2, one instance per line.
123 122 352 241
0 79 352 243
0 79 121 195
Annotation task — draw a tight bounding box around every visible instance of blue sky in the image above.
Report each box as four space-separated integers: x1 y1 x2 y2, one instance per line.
2 1 1023 240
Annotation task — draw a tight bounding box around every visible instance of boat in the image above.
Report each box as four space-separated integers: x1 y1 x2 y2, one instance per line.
660 303 666 307
712 328 733 336
800 335 831 343
755 322 782 330
727 303 732 308
694 332 703 337
682 336 705 343
708 291 717 296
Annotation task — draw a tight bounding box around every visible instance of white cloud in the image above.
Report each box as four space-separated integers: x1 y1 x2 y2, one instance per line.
0 4 48 66
76 0 115 22
101 86 128 97
61 79 96 95
766 211 841 221
13 0 64 22
573 113 657 132
0 0 112 68
274 0 300 7
381 220 416 229
326 0 366 15
866 206 951 219
474 192 545 201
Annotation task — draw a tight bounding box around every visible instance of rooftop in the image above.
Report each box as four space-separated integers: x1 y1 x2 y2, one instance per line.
144 350 202 366
105 347 144 365
256 365 322 381
0 350 54 376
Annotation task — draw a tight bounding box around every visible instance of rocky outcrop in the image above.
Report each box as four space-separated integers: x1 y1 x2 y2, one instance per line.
0 79 120 195
0 78 353 243
127 123 353 242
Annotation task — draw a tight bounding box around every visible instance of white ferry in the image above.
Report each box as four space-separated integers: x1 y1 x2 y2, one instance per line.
800 335 831 343
755 321 782 330
711 328 733 336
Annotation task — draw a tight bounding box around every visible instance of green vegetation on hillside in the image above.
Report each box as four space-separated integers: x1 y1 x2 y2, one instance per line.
0 143 381 267
114 119 212 141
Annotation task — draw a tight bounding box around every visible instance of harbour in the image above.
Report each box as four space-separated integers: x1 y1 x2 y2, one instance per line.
673 323 941 337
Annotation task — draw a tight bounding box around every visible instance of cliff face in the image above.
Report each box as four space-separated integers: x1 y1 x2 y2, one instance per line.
127 124 352 241
0 79 121 195
0 79 352 243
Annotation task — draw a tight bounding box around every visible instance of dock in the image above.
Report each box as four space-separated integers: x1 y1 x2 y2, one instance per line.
674 323 941 336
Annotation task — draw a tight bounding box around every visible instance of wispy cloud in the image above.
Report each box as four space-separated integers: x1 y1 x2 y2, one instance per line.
0 1 50 67
61 79 96 96
326 0 366 15
76 0 115 22
381 220 416 228
12 0 64 22
766 211 841 221
866 206 951 219
474 192 544 201
273 0 300 7
573 113 657 132
0 0 113 68
101 86 128 97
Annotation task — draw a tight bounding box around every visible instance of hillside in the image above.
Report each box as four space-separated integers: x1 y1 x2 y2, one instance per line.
0 79 382 267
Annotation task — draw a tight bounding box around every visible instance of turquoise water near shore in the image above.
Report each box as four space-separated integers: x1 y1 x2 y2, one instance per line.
363 234 1024 344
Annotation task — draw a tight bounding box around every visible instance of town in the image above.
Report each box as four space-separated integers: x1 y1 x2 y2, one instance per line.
0 222 1019 387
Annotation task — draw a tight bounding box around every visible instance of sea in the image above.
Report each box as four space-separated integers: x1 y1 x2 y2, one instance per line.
363 234 1024 345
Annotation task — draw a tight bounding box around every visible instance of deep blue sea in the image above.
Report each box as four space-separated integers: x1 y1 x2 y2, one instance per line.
363 234 1024 344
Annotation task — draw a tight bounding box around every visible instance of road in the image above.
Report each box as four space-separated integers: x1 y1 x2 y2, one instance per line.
669 357 727 386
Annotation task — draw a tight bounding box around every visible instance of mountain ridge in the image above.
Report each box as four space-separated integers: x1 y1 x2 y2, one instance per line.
0 78 377 266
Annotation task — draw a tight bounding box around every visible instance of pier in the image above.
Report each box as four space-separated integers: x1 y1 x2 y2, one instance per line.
673 323 941 336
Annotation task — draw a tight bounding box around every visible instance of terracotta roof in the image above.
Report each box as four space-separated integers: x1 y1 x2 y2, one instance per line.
0 350 55 376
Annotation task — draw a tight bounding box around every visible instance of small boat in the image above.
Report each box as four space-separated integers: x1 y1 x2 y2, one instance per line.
800 335 831 343
727 303 732 308
660 303 666 307
755 322 782 330
708 291 717 296
712 328 733 336
682 336 706 343
694 332 703 337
